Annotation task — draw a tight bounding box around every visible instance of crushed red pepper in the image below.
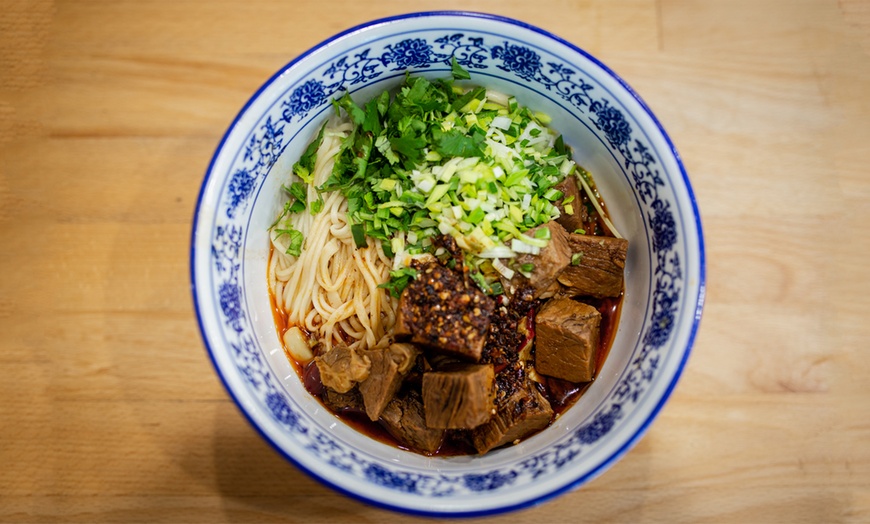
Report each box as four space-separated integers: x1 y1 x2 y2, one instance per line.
394 259 495 362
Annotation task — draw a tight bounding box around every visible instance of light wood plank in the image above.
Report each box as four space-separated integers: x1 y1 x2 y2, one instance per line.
2 0 869 522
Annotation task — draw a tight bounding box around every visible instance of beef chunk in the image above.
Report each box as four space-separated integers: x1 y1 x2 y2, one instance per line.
422 364 495 429
322 386 364 413
553 175 589 233
380 390 445 454
395 260 494 362
315 346 370 394
359 343 419 421
471 381 553 454
557 234 628 298
511 221 571 298
535 298 601 382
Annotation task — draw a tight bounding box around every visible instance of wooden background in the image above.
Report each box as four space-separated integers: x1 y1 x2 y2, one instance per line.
2 1 869 522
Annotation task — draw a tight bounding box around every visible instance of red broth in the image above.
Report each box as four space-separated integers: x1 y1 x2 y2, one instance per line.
269 252 624 456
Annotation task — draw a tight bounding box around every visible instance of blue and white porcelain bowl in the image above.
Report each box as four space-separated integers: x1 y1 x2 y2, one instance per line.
191 11 705 517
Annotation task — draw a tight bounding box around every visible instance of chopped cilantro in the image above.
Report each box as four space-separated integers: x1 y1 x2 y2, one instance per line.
292 122 326 184
433 127 484 158
377 267 418 298
286 182 306 202
281 182 307 214
280 69 606 295
334 91 365 125
363 97 383 135
285 199 305 214
310 195 324 215
389 134 426 166
274 227 305 257
451 56 471 80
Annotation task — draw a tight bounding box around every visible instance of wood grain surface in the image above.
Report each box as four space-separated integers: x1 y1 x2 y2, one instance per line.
2 1 869 522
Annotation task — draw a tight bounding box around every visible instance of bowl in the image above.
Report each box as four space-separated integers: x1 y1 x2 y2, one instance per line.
191 11 705 517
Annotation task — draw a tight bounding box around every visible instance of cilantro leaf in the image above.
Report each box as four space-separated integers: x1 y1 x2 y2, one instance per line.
351 130 374 180
275 227 305 257
285 182 306 202
389 134 426 166
320 126 357 191
376 90 390 117
377 267 418 298
310 194 324 214
400 76 449 113
433 128 485 158
280 182 308 214
335 91 366 125
363 97 383 135
287 200 305 214
374 134 399 164
451 56 471 80
292 122 325 183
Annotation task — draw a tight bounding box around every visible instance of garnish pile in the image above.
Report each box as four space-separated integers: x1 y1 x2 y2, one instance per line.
274 60 585 296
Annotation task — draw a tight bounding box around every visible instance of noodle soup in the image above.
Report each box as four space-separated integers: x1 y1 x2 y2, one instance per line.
268 65 627 456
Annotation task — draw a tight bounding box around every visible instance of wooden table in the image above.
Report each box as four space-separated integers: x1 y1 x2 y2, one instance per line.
3 1 869 522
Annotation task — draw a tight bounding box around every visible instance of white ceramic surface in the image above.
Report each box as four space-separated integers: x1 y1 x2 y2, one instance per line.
191 11 705 517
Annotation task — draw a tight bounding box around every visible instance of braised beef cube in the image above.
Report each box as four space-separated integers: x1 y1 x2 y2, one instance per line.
422 364 495 429
535 298 601 382
472 382 553 454
557 234 628 298
314 345 371 394
381 390 445 454
554 175 589 233
539 280 561 299
511 221 571 298
322 386 364 414
359 343 419 421
395 261 494 362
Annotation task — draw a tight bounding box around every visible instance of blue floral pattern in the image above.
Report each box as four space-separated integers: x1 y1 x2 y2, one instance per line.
279 34 491 123
384 38 434 69
590 100 632 147
226 169 256 218
206 30 684 500
266 392 305 431
493 42 541 80
217 281 243 332
463 470 518 491
225 117 285 218
650 199 677 253
283 79 326 120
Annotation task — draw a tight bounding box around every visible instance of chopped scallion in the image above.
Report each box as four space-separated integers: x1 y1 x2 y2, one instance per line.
351 224 368 248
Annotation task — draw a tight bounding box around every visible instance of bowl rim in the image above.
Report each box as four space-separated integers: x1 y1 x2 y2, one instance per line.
190 10 706 517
